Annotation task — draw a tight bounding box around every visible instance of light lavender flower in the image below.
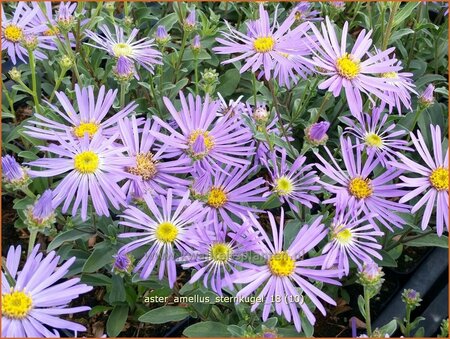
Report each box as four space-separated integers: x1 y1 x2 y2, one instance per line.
155 25 170 45
305 121 330 145
25 189 55 230
292 2 322 22
2 155 28 184
1 245 92 337
419 84 435 106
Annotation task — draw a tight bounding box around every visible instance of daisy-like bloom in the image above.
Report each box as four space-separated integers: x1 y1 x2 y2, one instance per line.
307 17 401 117
262 148 320 212
118 116 192 201
322 211 383 277
2 245 92 337
196 164 267 225
315 136 410 231
213 4 311 81
390 125 449 236
85 24 162 76
151 92 255 173
1 2 55 64
117 189 207 287
217 93 245 117
28 133 133 221
291 2 322 22
25 84 137 142
178 220 260 295
342 107 412 166
376 54 416 115
233 210 341 332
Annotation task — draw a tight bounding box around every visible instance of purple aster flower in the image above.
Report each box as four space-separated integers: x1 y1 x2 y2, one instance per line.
113 56 135 82
1 244 92 337
419 84 435 106
1 2 54 64
305 121 330 145
85 24 162 75
192 34 201 52
358 260 384 284
233 210 341 332
178 220 260 295
307 17 401 117
112 253 133 274
26 189 55 230
390 125 449 236
322 211 383 277
292 2 322 22
118 189 207 287
118 116 192 201
315 136 410 231
28 133 133 220
376 53 416 115
151 92 255 173
330 2 346 9
195 164 268 226
213 4 311 81
2 155 28 184
342 107 413 166
262 148 320 212
25 84 137 142
184 8 196 30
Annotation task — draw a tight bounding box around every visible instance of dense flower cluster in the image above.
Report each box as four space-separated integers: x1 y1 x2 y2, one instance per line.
1 1 448 338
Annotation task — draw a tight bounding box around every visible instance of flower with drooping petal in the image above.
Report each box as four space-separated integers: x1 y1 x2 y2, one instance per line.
315 136 410 231
85 24 162 76
25 84 137 142
2 2 55 64
178 220 260 295
233 210 341 332
117 189 207 287
194 164 268 225
151 92 255 173
292 2 322 22
342 107 413 166
262 148 320 212
390 124 449 236
213 4 311 81
118 116 192 201
307 17 401 117
1 245 92 337
322 211 383 277
28 133 133 221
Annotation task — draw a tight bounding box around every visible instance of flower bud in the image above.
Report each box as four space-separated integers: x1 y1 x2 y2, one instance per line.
419 84 435 107
330 1 345 10
25 190 56 231
202 68 219 84
253 106 270 123
192 34 201 54
59 55 74 69
112 253 134 275
305 121 330 146
113 56 134 82
155 25 170 46
401 289 422 308
57 3 75 32
2 155 31 190
21 34 38 51
358 261 384 284
184 9 196 32
105 2 115 14
8 67 21 81
124 16 133 28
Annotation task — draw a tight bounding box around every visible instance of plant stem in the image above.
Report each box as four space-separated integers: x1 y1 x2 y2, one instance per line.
63 32 82 85
408 106 426 139
120 82 126 109
27 229 38 257
174 31 188 83
2 78 16 122
405 305 412 337
49 67 68 103
382 2 400 50
252 73 258 106
21 187 36 199
194 56 199 95
313 92 332 123
364 286 372 337
406 3 422 69
27 49 41 114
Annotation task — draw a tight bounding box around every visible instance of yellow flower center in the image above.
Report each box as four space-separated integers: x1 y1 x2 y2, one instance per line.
4 25 23 42
210 243 232 263
127 153 158 181
207 186 228 208
188 129 215 156
336 53 360 80
381 71 398 79
253 36 275 53
275 176 294 196
43 26 60 36
112 42 133 57
73 122 99 138
2 291 33 319
364 132 383 148
348 177 373 199
429 167 449 191
334 225 353 245
74 151 99 174
155 222 178 243
268 251 295 277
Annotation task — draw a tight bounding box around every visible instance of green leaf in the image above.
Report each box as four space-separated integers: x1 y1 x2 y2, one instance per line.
414 327 425 337
183 321 230 337
139 306 190 324
216 69 241 97
110 275 126 303
379 319 397 336
406 234 448 248
148 13 178 36
389 28 414 44
82 243 116 273
374 250 398 267
393 2 419 28
106 305 129 337
358 295 366 319
89 305 112 317
47 229 93 251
